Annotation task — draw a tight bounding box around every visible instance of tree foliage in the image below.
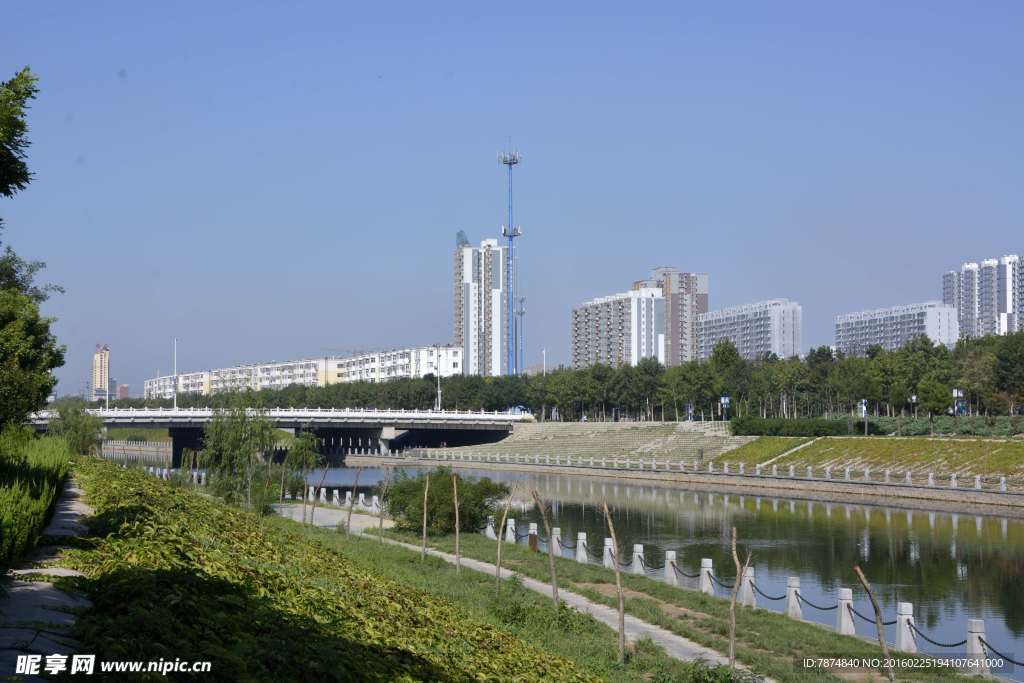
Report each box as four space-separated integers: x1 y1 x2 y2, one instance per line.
48 397 102 455
387 467 508 535
0 289 64 426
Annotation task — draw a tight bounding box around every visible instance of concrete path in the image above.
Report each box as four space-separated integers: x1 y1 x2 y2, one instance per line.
758 437 820 468
272 504 393 532
0 480 93 681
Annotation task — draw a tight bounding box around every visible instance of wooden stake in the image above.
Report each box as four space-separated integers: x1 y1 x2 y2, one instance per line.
453 474 461 574
420 472 430 560
495 486 516 595
603 502 626 664
532 490 559 609
853 565 895 683
728 526 751 670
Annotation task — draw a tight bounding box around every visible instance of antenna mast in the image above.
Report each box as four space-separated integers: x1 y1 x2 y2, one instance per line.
499 148 521 376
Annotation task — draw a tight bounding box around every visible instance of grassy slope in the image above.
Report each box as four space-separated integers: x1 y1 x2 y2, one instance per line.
269 517 731 683
716 437 811 466
63 459 596 682
378 531 965 683
769 437 1024 479
0 434 71 567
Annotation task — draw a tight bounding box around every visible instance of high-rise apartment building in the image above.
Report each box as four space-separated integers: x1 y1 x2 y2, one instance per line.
834 301 958 356
943 255 1019 338
454 233 508 376
697 299 802 360
650 268 709 366
90 344 110 402
570 286 665 369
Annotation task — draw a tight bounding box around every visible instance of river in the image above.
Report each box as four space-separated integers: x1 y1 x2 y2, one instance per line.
308 464 1024 676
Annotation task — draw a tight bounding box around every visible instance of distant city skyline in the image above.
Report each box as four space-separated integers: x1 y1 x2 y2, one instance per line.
4 3 1023 394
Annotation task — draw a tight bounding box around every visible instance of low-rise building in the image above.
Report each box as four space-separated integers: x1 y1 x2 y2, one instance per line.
697 299 802 360
834 301 959 356
143 345 462 399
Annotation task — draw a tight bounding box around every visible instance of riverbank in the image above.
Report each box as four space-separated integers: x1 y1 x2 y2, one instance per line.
57 458 738 681
347 455 1024 516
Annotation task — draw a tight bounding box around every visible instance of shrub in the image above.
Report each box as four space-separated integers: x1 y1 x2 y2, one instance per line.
730 416 883 436
0 431 71 567
386 467 508 535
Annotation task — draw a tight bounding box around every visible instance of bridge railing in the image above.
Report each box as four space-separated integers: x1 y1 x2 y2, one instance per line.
30 406 532 422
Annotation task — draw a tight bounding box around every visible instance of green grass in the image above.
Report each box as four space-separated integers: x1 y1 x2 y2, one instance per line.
64 457 714 682
105 427 170 442
0 431 71 567
769 437 1024 483
717 437 811 466
269 517 733 682
376 531 966 682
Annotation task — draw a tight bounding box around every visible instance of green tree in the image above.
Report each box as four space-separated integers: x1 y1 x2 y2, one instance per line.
283 430 318 521
995 332 1024 415
387 467 508 535
917 372 951 435
0 290 64 426
202 404 280 511
48 398 102 455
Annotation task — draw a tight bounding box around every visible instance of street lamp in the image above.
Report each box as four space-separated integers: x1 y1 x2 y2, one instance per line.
910 394 918 420
719 395 730 421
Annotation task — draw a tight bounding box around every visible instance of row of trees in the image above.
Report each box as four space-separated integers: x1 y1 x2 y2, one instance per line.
112 332 1024 422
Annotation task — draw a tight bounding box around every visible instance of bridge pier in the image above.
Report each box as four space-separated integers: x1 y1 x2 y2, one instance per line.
168 427 205 469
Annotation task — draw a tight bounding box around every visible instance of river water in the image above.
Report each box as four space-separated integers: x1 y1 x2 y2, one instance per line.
309 465 1024 675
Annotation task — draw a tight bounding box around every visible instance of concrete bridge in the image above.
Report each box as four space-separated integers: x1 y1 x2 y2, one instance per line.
30 407 527 466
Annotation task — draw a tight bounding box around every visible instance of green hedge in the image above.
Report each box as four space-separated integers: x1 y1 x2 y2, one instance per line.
730 416 883 436
65 459 594 682
0 430 71 567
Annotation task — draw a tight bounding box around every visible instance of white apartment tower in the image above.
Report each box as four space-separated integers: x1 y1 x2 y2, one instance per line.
835 302 959 356
697 299 802 360
944 255 1019 338
570 286 666 369
454 233 508 376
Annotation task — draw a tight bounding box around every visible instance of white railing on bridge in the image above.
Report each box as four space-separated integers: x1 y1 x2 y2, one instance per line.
30 406 532 423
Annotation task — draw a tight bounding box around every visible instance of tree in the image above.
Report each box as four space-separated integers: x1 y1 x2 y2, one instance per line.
48 398 101 455
995 333 1024 415
0 290 64 426
283 430 318 521
201 403 279 510
917 372 951 435
1 68 38 200
387 467 508 535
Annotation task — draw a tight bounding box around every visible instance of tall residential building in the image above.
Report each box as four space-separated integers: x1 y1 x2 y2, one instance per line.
943 255 1019 337
834 301 959 356
697 299 802 360
143 345 462 399
90 344 110 402
650 268 709 365
454 234 508 376
570 286 665 369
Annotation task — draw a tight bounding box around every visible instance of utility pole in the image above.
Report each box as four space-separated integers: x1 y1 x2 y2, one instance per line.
499 148 521 376
173 337 178 410
434 345 443 411
542 348 546 376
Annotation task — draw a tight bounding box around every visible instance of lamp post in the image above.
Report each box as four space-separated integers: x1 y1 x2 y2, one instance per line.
720 395 731 421
910 394 918 420
434 345 443 412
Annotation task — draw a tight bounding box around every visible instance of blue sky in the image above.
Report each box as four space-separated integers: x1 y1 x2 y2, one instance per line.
3 1 1022 395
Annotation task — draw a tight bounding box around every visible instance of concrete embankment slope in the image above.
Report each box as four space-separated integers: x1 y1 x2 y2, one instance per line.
422 420 754 461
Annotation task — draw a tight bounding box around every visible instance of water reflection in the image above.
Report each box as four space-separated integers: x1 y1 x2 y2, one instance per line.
309 465 1024 671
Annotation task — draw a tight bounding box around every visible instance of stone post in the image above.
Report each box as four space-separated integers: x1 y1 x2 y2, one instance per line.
319 487 328 503
807 466 813 478
708 462 714 474
884 469 890 484
825 466 832 479
739 463 745 475
505 518 516 544
966 619 988 674
485 516 497 540
631 544 644 575
896 602 916 652
332 490 341 505
603 538 614 569
755 465 762 476
723 462 730 474
789 465 795 478
358 493 367 507
308 486 315 502
739 567 756 608
836 588 855 635
927 472 935 486
576 532 588 564
785 577 802 619
975 475 982 490
664 550 677 586
864 467 870 481
371 495 380 513
950 474 957 488
844 467 851 481
345 490 353 506
1000 476 1007 492
772 465 778 477
905 471 912 485
551 527 561 553
700 558 714 595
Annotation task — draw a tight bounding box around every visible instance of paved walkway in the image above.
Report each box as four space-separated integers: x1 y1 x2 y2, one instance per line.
0 480 93 681
274 504 735 670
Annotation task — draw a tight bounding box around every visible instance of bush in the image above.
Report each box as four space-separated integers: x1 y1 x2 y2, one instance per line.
0 430 71 567
730 416 883 436
386 467 508 535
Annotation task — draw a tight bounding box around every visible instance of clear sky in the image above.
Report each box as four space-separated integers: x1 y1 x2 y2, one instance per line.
3 2 1022 395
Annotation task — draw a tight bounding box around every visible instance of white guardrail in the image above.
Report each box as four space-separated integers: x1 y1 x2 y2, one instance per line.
30 407 531 423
